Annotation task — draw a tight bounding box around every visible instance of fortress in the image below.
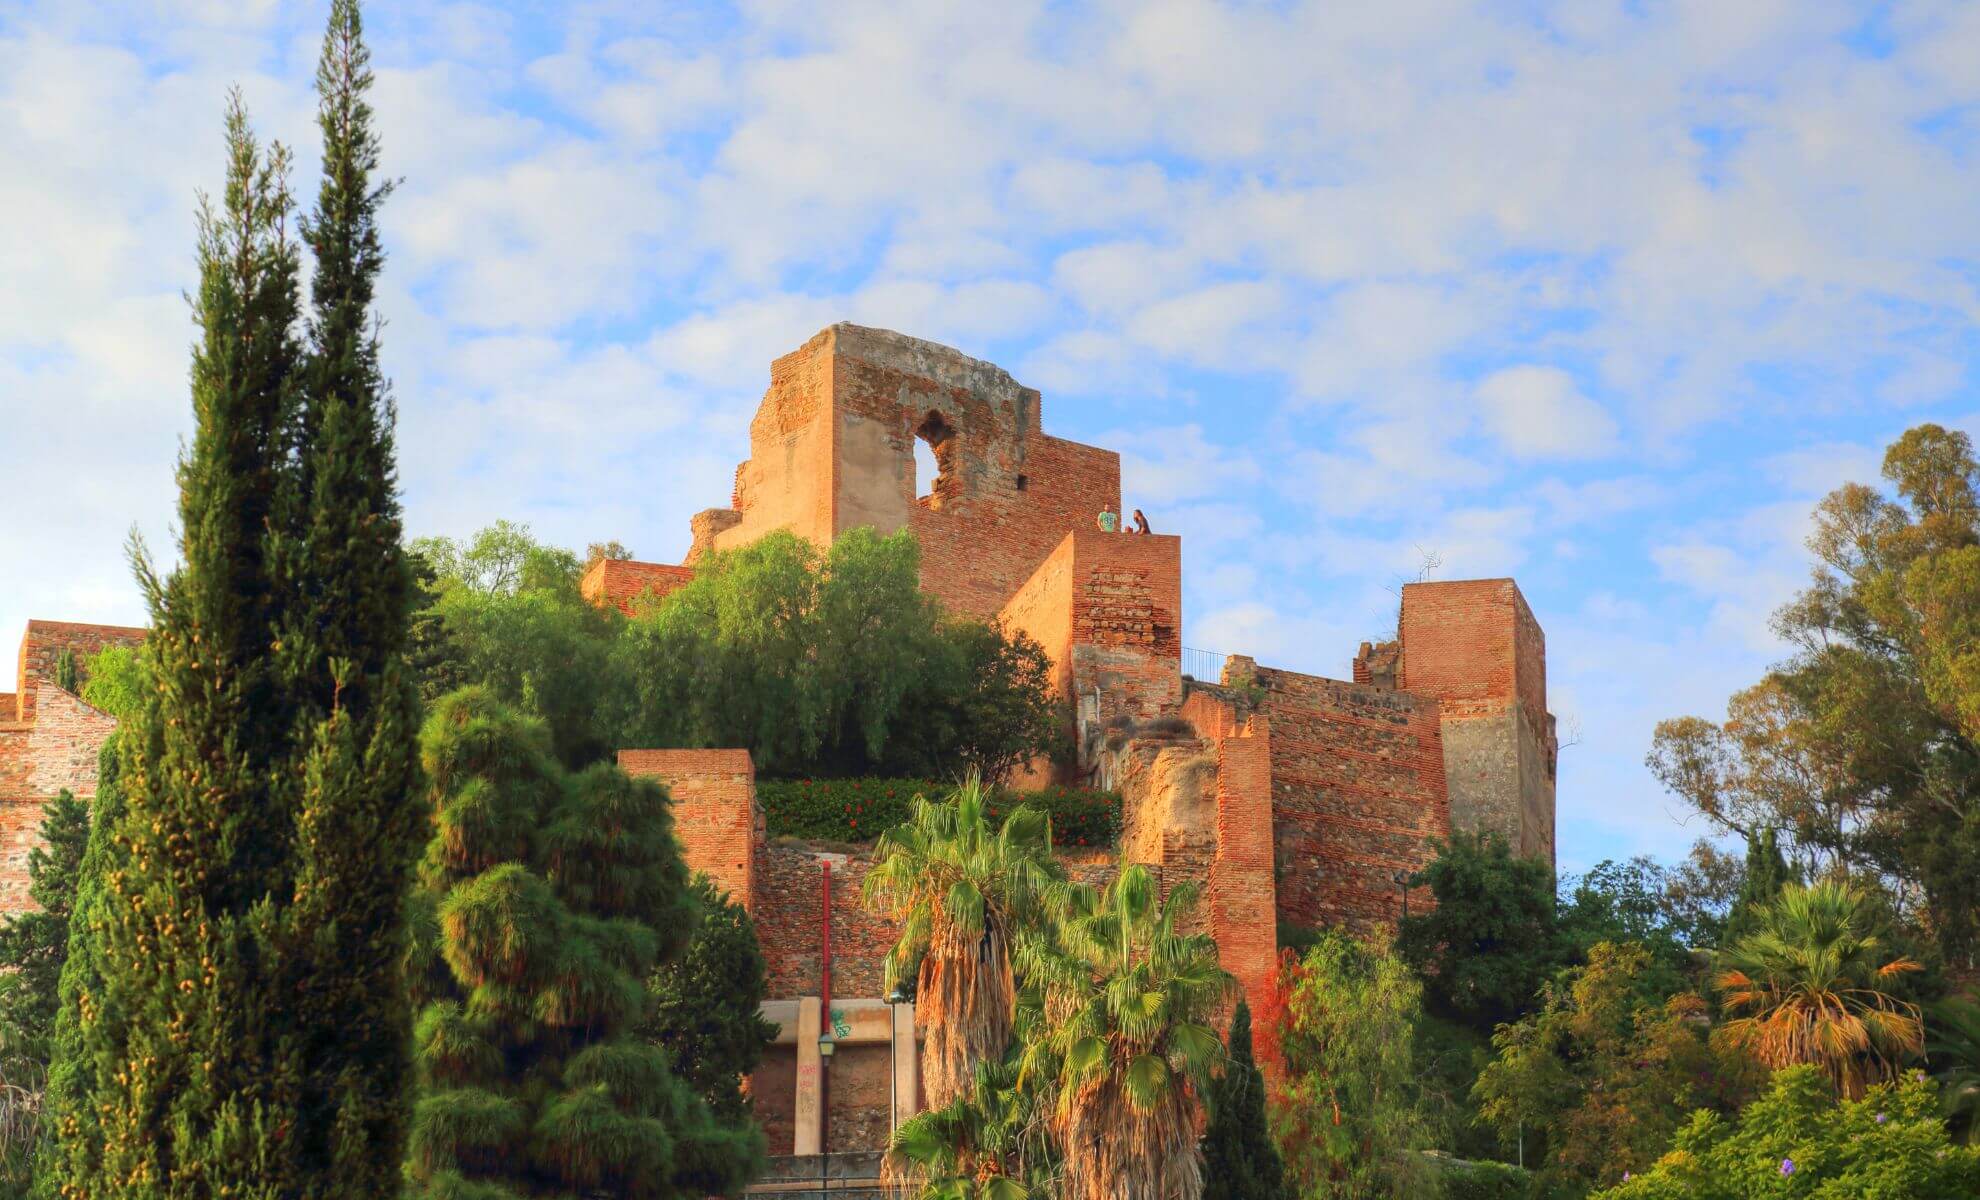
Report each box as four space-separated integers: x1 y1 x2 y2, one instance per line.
0 323 1556 1160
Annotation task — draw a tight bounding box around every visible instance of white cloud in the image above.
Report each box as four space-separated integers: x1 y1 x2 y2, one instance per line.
1475 366 1620 460
4 0 1978 879
1109 424 1261 507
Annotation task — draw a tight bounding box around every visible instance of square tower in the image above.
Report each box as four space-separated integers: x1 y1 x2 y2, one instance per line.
1398 579 1557 866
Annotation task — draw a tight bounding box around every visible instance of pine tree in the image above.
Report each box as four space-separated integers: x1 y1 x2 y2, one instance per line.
644 876 776 1131
407 688 750 1199
0 790 88 1195
1201 1000 1291 1200
0 790 90 1061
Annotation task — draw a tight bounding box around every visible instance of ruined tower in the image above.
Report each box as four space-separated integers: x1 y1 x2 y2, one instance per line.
1361 579 1557 866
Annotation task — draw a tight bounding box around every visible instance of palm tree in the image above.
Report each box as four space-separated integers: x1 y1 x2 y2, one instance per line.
887 1050 1055 1200
864 774 1061 1108
1928 999 1980 1144
1714 879 1924 1097
1016 864 1233 1200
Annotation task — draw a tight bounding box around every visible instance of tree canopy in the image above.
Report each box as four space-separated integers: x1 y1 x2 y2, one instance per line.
1396 832 1561 1029
1650 423 1980 963
410 523 1065 783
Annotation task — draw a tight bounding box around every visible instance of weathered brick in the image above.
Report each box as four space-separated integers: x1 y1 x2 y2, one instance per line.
4 324 1562 1149
0 621 144 911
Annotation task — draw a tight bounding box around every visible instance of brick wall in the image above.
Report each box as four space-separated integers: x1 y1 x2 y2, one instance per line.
0 724 40 910
1247 665 1449 933
997 534 1078 698
15 620 146 722
616 749 759 910
1208 718 1283 1071
0 689 119 911
756 846 897 1001
1352 640 1400 690
25 687 117 799
999 530 1184 782
0 621 142 914
581 560 696 616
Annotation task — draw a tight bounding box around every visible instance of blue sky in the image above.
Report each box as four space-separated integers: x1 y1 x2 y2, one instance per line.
4 0 1978 874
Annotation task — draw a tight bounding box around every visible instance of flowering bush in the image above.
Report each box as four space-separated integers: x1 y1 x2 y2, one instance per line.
757 777 1121 847
1594 1065 1980 1199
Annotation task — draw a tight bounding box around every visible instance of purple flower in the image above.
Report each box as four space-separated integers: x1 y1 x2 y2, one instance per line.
1780 1158 1795 1177
1877 1112 1888 1124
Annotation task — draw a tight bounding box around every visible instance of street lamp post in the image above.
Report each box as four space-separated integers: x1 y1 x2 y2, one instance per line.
1392 869 1410 920
884 982 913 1143
816 1034 834 1196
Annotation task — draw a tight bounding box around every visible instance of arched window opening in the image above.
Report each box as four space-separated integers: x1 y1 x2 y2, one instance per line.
914 411 957 509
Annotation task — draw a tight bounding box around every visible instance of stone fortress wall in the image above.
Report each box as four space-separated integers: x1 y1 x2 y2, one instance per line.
3 322 1558 1159
597 324 1558 1152
0 620 146 909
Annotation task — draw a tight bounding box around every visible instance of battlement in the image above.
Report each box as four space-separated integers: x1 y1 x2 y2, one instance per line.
0 323 1562 1154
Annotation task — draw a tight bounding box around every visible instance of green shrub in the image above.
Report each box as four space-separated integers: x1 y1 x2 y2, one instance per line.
1596 1064 1980 1199
1438 1158 1537 1200
757 777 1121 848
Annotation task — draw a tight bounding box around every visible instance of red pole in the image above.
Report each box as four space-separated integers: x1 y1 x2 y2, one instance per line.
821 861 832 1016
820 860 832 1160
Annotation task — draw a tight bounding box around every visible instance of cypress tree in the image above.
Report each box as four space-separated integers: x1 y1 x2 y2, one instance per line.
52 649 77 696
407 688 744 1199
1201 1000 1291 1200
1724 827 1795 944
50 89 309 1198
271 0 425 1189
46 3 423 1191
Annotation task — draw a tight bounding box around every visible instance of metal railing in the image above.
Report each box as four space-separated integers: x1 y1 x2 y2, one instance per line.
1181 646 1227 683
